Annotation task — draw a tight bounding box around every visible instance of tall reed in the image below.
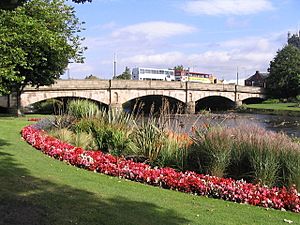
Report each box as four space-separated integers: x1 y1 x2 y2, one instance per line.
189 125 233 177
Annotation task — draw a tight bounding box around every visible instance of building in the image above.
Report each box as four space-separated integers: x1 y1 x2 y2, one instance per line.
244 71 269 87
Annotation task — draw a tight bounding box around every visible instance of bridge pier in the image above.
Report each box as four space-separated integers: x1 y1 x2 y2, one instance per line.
109 103 123 112
186 101 195 114
234 100 243 108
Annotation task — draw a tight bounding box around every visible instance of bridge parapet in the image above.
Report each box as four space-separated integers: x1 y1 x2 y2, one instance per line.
23 79 110 91
237 85 265 94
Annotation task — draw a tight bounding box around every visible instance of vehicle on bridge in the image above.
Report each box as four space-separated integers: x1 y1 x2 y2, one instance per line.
175 69 219 84
132 67 175 81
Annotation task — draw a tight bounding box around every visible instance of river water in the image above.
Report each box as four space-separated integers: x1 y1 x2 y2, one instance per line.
167 113 300 138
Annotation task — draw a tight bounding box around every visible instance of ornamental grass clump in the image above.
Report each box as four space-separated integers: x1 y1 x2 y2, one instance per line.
190 123 300 189
131 117 164 164
49 127 97 150
67 99 100 119
230 125 300 188
156 131 192 170
189 125 234 177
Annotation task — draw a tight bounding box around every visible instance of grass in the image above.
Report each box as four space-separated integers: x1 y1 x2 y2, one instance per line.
0 116 299 225
245 103 300 111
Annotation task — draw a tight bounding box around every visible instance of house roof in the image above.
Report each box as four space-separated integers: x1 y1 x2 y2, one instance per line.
245 71 269 81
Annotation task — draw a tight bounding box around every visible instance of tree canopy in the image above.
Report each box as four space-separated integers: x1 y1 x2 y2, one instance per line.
288 31 300 49
0 0 85 95
0 0 92 10
114 67 131 80
267 45 300 99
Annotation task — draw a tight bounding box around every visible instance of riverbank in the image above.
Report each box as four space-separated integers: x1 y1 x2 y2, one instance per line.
239 103 300 116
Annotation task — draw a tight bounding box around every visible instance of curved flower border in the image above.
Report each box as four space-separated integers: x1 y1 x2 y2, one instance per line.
21 125 300 213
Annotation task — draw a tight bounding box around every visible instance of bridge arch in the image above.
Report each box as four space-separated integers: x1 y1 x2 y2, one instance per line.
21 89 110 107
123 95 185 114
117 90 186 106
242 97 265 104
195 95 235 111
24 96 109 113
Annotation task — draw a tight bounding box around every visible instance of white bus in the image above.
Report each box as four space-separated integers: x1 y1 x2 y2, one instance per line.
132 67 175 81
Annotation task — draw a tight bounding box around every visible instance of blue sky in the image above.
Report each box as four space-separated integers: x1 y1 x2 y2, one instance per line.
63 0 300 83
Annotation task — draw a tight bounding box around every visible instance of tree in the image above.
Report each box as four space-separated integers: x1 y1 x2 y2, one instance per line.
0 0 92 10
114 67 131 80
288 31 300 49
0 0 85 113
174 65 184 71
267 45 300 99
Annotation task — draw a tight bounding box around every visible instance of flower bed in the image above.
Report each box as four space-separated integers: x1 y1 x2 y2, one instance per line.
21 125 300 213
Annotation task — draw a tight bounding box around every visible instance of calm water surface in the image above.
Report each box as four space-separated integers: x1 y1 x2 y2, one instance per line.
167 113 300 138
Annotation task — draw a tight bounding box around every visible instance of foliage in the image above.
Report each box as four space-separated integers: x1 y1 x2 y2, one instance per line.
21 124 300 213
114 66 131 80
0 0 85 95
6 117 300 225
32 99 64 114
288 32 300 49
67 99 99 119
0 0 92 10
189 125 234 178
130 117 165 164
267 45 300 99
189 124 300 188
174 65 184 71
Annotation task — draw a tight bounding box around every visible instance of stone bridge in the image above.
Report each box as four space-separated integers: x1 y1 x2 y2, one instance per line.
0 79 266 114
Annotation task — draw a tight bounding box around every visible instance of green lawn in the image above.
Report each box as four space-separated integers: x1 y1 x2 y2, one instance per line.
246 103 300 111
0 116 299 225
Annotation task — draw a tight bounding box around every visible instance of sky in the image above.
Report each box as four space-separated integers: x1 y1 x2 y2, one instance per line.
63 0 300 83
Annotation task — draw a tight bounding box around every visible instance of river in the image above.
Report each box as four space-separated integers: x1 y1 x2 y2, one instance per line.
167 113 300 138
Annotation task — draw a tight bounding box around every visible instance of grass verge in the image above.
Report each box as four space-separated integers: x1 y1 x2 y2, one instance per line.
0 116 299 225
244 103 300 116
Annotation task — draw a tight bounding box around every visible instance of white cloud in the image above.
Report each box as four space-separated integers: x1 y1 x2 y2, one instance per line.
112 21 197 40
226 17 249 28
118 32 285 80
182 0 274 16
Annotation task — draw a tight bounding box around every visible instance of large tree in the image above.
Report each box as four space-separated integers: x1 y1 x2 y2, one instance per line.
288 31 300 49
0 0 85 112
267 45 300 98
0 0 91 10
